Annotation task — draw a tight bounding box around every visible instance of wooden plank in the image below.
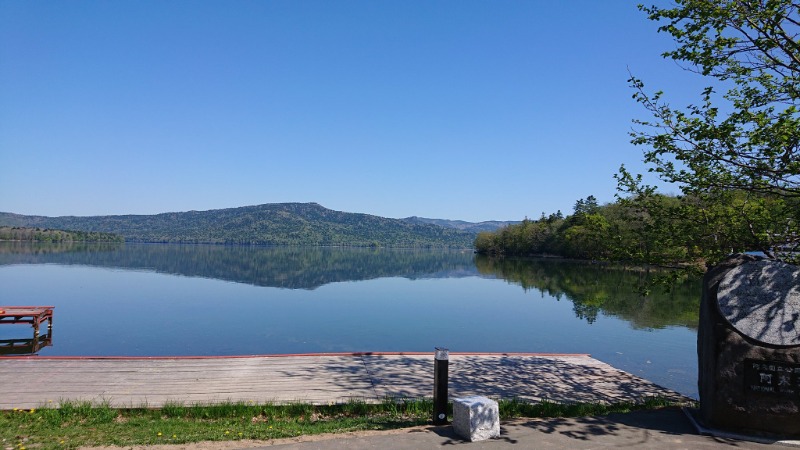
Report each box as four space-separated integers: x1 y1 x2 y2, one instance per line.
0 354 687 409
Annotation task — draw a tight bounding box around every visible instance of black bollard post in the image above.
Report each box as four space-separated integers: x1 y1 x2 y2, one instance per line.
433 347 449 425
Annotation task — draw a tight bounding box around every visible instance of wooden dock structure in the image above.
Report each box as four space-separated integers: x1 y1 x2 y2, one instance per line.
0 353 688 410
0 306 54 338
0 306 55 356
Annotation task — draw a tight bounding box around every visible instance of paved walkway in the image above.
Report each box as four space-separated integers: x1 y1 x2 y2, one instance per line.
1 353 686 409
245 408 794 449
78 409 797 449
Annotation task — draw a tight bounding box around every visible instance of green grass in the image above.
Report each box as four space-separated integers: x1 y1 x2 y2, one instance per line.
498 395 693 419
1 396 689 450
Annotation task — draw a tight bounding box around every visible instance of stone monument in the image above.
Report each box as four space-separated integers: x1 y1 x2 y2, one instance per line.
452 396 500 442
698 254 800 436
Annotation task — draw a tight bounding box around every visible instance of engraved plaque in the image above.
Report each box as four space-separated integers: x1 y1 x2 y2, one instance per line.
744 359 800 398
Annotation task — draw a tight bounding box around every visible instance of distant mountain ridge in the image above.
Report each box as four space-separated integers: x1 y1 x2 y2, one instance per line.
402 216 520 232
0 203 482 248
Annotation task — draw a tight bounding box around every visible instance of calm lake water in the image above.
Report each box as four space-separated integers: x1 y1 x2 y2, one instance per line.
0 242 701 398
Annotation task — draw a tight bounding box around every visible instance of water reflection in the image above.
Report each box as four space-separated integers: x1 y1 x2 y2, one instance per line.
0 243 700 330
0 334 53 355
475 256 701 329
0 241 124 254
0 243 477 290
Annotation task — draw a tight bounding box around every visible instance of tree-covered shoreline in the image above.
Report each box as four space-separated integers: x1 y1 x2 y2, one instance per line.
0 226 124 243
474 192 797 270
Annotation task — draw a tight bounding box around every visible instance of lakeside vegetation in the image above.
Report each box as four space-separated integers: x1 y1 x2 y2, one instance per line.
0 227 123 244
474 191 798 269
1 397 684 449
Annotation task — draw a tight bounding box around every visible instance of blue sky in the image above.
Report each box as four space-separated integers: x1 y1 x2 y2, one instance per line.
1 1 704 222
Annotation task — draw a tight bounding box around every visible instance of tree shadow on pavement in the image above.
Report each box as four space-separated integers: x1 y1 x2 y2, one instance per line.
510 408 767 448
272 353 689 404
358 354 688 404
423 424 519 445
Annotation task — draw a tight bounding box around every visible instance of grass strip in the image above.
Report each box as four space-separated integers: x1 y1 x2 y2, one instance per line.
1 396 690 450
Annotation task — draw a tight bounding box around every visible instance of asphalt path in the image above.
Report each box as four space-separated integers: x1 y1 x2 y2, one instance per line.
247 408 796 450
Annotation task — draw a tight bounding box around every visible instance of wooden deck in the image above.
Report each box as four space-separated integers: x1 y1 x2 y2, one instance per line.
0 353 688 409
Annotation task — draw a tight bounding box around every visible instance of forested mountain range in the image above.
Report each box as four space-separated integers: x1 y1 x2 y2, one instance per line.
0 203 477 248
401 216 520 232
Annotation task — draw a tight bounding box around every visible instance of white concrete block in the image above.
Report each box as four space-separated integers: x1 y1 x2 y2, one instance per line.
452 395 500 441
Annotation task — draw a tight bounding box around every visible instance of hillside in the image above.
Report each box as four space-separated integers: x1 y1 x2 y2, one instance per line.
402 216 520 232
0 203 475 248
